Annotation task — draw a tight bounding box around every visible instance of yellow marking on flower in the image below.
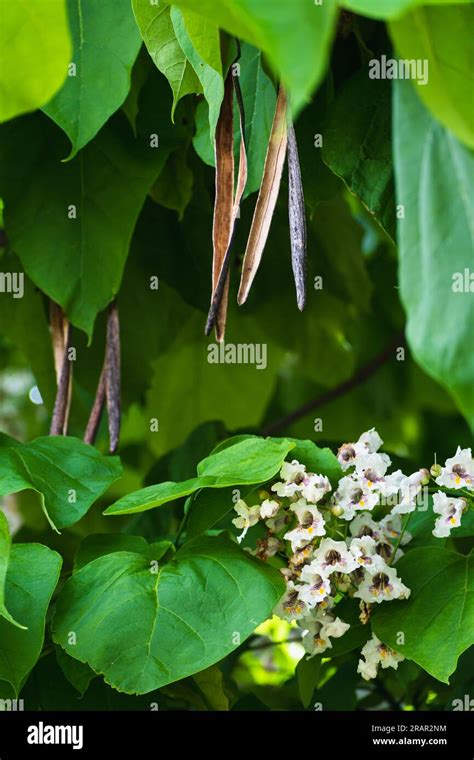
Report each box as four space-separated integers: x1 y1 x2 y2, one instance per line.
450 517 456 524
455 476 461 484
308 526 314 533
359 499 365 506
367 481 373 488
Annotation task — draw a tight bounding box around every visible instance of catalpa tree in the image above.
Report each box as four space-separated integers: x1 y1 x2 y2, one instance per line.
0 0 472 712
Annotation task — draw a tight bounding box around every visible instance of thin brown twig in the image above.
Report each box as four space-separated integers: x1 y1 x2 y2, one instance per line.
261 330 405 436
83 365 106 446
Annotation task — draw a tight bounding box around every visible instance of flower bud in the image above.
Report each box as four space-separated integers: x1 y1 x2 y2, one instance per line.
430 463 442 478
258 490 270 501
419 468 430 485
331 504 343 517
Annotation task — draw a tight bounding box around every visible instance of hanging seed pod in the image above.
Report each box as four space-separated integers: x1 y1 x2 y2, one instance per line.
105 301 121 454
83 366 106 446
287 120 307 311
49 319 72 436
237 86 288 305
49 302 72 436
205 52 248 340
209 72 234 341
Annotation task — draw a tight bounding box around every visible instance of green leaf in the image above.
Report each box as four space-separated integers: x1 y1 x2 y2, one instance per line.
150 150 194 219
322 70 395 239
170 7 223 141
0 511 24 628
372 547 474 683
0 0 71 123
0 435 122 531
0 253 56 409
269 437 343 486
142 315 285 458
56 648 96 697
339 0 470 20
394 79 474 426
74 533 173 570
42 0 142 159
104 436 295 516
389 5 474 149
192 665 229 710
167 0 338 115
132 0 201 117
0 543 62 697
52 535 285 694
0 106 175 337
296 654 321 708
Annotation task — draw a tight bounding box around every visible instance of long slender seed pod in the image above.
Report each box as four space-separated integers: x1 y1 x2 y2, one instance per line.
83 366 106 446
237 87 288 305
205 61 248 336
49 321 72 436
105 301 121 454
49 301 73 434
287 120 307 311
210 72 234 341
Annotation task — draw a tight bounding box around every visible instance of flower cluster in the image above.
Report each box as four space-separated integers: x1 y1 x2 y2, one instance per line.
232 430 474 681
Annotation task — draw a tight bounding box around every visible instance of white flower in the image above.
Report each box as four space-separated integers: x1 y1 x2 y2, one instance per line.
310 538 359 576
260 498 280 519
284 499 326 551
300 473 331 504
232 499 261 542
349 536 385 573
354 452 391 485
280 459 306 482
337 428 384 471
357 634 404 681
386 470 425 515
297 565 332 608
435 447 474 491
271 459 307 497
432 492 466 538
354 563 411 604
350 513 382 541
274 580 307 621
379 513 412 546
333 475 379 520
358 428 384 453
300 609 350 656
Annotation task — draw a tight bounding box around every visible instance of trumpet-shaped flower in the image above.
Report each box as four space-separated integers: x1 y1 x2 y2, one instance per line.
357 634 404 681
435 447 474 491
432 492 466 538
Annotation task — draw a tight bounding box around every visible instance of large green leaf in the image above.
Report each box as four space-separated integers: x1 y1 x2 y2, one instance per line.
132 0 201 117
42 0 141 159
0 0 71 123
339 0 470 19
166 0 338 115
322 70 395 239
170 7 223 141
0 435 122 531
373 548 474 683
142 315 285 458
0 543 62 696
104 436 295 516
0 511 24 628
52 535 285 694
394 79 474 426
193 42 277 197
389 5 474 149
0 106 175 337
0 252 56 409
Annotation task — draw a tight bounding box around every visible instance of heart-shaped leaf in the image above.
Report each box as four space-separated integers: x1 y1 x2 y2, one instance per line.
0 435 122 531
372 547 474 683
52 536 285 694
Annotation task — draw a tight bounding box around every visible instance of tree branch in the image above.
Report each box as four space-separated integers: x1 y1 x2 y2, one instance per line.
261 330 405 436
